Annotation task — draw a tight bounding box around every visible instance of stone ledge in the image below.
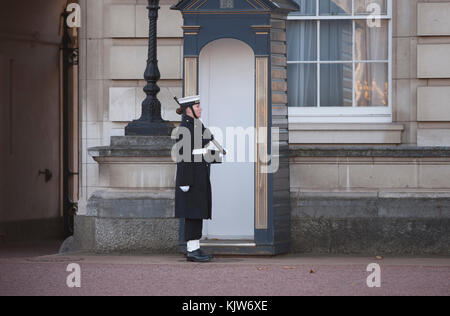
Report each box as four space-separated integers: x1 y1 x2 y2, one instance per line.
289 123 404 145
289 123 404 131
87 189 175 219
290 145 450 158
88 136 176 158
291 217 450 255
290 193 450 219
290 193 450 254
72 215 179 254
110 136 175 147
294 189 450 199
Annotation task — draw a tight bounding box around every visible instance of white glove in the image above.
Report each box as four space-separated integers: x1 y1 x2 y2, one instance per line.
180 186 190 192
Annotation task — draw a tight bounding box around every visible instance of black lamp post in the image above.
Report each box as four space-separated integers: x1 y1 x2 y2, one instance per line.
125 0 174 136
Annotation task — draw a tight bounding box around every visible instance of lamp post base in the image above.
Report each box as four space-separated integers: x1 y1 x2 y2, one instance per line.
125 119 174 136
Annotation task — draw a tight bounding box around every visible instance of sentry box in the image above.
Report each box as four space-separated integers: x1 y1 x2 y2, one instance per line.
172 0 299 255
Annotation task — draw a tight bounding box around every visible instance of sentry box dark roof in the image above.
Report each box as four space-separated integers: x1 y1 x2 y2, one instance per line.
171 0 299 13
171 0 299 56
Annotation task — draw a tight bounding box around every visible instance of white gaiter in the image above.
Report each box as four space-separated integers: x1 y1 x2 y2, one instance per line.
187 240 200 252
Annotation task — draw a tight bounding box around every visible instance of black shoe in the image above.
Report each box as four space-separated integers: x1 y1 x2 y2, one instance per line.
187 249 211 262
198 248 213 260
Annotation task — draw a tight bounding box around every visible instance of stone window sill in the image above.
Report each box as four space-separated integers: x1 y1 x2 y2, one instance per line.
289 123 405 145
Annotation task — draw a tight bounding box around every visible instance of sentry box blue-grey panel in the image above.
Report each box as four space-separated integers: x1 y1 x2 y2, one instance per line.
172 0 298 255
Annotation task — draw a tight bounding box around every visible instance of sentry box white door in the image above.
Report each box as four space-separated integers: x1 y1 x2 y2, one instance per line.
199 38 255 240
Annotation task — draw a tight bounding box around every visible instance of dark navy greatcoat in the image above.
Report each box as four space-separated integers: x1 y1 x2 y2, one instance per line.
175 114 213 220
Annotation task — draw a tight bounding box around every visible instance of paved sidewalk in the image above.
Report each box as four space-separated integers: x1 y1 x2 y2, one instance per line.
0 241 449 296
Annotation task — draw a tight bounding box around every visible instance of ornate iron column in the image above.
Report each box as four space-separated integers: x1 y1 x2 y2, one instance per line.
125 0 174 136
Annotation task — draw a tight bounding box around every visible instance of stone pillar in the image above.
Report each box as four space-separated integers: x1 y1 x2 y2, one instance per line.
72 136 179 253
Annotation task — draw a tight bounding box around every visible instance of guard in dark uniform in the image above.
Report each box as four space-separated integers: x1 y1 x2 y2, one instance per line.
174 95 214 262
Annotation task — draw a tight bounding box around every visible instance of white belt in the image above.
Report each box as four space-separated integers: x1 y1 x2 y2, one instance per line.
192 148 208 155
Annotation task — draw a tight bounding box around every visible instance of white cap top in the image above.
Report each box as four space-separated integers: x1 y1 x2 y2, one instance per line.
177 95 200 105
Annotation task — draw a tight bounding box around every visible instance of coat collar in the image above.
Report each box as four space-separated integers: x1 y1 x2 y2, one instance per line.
182 114 196 125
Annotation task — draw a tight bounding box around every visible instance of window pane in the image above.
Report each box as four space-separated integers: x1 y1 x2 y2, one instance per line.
320 20 352 61
355 0 387 15
288 64 317 107
355 19 388 60
320 63 353 107
355 63 388 107
289 0 316 16
287 21 317 61
319 0 352 15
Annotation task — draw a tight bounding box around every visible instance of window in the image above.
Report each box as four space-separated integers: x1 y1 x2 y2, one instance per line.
287 0 392 123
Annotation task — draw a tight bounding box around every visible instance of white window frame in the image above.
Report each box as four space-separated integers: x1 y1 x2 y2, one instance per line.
287 0 393 123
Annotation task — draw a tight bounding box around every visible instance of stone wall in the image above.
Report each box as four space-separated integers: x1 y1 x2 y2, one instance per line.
77 0 450 254
287 1 450 254
78 0 182 216
416 2 450 146
289 147 450 254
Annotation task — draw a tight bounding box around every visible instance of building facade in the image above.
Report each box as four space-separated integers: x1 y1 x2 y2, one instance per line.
1 0 449 254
